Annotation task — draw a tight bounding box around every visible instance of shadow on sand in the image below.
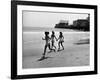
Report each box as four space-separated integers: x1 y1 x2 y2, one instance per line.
74 42 89 45
57 49 64 52
37 57 53 61
37 49 64 61
74 39 89 45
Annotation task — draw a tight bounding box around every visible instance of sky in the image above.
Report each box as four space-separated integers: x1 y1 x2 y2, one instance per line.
23 11 88 28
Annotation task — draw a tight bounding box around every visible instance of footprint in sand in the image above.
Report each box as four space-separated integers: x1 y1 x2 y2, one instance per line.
70 54 73 56
76 57 80 59
85 54 89 56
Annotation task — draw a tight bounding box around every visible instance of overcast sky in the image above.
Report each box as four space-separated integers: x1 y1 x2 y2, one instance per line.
23 11 88 28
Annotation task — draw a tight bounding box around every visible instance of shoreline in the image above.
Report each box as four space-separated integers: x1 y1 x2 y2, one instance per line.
23 27 90 32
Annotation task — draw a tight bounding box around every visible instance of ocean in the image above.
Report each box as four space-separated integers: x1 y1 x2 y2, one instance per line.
23 27 80 32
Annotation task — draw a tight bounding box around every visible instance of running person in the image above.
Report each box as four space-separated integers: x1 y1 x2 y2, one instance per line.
51 31 57 51
57 32 64 51
41 32 55 58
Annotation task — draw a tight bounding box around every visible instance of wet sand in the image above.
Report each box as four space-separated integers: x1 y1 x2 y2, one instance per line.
22 32 90 69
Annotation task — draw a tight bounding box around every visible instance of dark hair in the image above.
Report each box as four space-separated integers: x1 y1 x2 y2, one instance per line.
45 31 49 35
51 31 55 37
60 32 62 35
59 32 63 37
52 31 55 34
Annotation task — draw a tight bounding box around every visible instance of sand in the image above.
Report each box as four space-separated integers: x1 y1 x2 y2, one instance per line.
22 31 90 69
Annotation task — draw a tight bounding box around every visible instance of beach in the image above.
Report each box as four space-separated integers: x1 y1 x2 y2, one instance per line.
22 29 90 69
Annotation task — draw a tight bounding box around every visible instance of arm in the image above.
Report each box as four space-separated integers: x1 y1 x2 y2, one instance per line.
62 36 64 40
57 37 59 41
49 37 51 40
42 37 45 40
54 36 58 41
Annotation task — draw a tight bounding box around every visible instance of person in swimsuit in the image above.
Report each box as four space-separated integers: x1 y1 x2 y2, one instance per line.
41 32 55 58
51 31 57 51
57 32 64 51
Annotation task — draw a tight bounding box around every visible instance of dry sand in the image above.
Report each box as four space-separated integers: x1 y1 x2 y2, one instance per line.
22 32 90 69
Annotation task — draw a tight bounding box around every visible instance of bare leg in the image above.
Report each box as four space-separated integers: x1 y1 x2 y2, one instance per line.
58 42 60 51
48 43 52 50
48 43 55 52
42 45 47 57
52 42 56 50
54 45 56 50
61 42 64 50
51 42 53 49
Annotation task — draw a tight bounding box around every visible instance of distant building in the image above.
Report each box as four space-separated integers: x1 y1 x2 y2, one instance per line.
55 20 69 28
87 14 90 22
73 19 89 27
72 15 90 31
55 15 90 31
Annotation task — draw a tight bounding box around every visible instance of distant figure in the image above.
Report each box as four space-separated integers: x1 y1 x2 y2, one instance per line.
41 32 55 58
57 32 64 51
51 31 57 51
